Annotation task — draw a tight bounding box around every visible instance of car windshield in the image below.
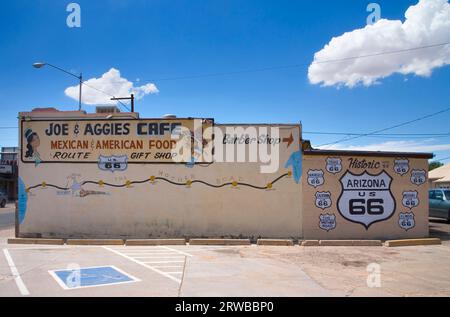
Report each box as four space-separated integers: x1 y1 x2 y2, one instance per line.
445 190 450 200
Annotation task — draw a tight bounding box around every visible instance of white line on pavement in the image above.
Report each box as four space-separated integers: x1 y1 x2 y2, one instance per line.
133 256 185 259
103 246 183 283
120 253 181 256
159 246 193 257
120 250 180 252
141 261 185 264
2 249 30 296
116 248 179 252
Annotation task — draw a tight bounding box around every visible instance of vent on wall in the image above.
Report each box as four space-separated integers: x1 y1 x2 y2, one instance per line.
96 106 121 114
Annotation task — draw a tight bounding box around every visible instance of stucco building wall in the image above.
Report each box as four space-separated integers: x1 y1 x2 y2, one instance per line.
302 152 429 240
18 117 302 239
17 110 433 240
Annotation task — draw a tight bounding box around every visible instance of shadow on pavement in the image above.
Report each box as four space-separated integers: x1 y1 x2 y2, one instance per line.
0 212 14 228
429 218 450 241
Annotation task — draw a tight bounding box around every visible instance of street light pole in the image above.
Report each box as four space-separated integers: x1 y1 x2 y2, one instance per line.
32 62 83 111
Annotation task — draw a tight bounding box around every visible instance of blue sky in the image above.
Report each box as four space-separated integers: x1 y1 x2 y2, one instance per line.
0 0 449 162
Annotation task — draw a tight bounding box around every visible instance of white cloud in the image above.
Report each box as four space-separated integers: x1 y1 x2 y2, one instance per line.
318 139 450 153
308 0 450 87
65 68 159 105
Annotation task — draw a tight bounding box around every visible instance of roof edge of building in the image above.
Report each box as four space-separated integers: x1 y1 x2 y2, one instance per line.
303 149 433 159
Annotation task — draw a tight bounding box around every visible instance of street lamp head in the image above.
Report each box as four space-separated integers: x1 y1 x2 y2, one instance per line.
32 62 46 69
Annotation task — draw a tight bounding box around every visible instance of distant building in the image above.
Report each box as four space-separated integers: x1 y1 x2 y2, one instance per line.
429 163 450 189
0 147 18 200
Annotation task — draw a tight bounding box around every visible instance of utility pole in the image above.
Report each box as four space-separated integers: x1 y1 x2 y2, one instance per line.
110 94 135 112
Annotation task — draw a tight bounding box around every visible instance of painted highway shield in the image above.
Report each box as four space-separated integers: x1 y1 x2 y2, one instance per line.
337 170 396 229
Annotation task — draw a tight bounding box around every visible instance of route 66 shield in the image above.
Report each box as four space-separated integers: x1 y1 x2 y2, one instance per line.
337 170 396 229
307 170 324 188
315 192 332 210
98 155 128 172
398 212 415 231
319 214 336 232
410 169 426 186
394 159 409 175
402 191 419 209
326 157 342 174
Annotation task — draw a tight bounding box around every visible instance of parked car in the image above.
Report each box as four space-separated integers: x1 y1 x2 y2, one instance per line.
0 191 7 208
429 189 450 222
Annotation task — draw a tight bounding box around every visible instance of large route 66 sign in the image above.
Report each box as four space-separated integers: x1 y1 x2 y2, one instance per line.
337 170 396 229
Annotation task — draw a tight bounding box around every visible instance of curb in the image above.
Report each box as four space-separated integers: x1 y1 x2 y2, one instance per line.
66 239 124 245
189 239 251 246
385 238 441 247
257 239 294 246
7 238 64 245
125 239 186 246
301 240 320 246
319 240 382 246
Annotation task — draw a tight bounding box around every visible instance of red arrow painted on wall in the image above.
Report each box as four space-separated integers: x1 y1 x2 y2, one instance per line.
283 133 294 148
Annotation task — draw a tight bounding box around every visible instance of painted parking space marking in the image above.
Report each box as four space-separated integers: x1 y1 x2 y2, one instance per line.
2 248 30 296
142 260 184 264
160 246 194 257
103 246 192 283
133 256 185 259
48 265 140 290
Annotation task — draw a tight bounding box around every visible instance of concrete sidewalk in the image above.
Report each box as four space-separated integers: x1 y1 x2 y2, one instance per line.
1 213 450 297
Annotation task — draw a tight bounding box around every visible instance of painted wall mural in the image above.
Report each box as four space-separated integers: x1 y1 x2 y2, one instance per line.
17 177 28 224
302 154 429 240
20 118 214 164
25 170 294 195
315 192 332 210
319 213 336 232
18 116 302 239
337 170 396 230
307 170 325 188
325 157 342 174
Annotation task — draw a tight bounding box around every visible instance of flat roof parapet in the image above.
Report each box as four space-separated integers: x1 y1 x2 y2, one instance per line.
19 108 139 119
304 149 433 159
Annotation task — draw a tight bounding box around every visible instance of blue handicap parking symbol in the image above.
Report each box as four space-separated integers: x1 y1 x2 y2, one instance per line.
50 266 139 289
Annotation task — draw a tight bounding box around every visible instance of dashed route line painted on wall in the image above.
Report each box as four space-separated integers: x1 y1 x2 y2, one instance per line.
25 172 291 192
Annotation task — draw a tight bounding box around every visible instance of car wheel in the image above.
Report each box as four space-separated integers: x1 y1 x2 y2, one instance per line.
448 210 450 224
0 200 5 208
